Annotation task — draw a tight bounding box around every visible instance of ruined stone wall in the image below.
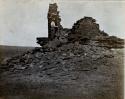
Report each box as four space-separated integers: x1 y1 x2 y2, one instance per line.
68 17 101 42
48 3 62 40
36 3 63 46
36 3 124 49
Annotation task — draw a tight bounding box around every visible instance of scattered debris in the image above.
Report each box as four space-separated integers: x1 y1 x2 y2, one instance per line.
0 3 124 98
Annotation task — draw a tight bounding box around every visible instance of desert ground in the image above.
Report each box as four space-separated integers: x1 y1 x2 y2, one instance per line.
0 45 124 99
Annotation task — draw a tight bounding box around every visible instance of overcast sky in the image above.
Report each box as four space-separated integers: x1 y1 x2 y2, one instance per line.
0 0 125 47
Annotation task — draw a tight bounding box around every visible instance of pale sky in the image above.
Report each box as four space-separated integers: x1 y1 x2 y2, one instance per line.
0 0 125 47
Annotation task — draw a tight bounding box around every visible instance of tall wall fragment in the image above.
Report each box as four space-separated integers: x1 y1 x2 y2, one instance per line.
48 3 62 40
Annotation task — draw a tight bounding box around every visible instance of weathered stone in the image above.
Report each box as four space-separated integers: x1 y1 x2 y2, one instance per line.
36 3 124 49
94 36 124 48
14 65 26 70
48 3 63 40
68 17 101 42
0 3 124 98
36 37 48 46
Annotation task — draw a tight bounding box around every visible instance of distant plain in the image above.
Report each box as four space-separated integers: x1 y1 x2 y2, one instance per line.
0 45 34 63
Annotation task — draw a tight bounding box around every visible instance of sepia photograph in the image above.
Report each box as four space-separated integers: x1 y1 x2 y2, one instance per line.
0 0 124 99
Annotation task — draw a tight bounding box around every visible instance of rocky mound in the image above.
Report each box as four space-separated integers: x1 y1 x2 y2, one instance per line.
0 42 112 72
68 17 101 41
0 3 124 98
0 38 124 98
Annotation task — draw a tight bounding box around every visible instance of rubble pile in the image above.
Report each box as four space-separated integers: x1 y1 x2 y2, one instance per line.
0 34 123 97
0 3 124 73
0 3 124 97
0 42 113 73
95 36 124 48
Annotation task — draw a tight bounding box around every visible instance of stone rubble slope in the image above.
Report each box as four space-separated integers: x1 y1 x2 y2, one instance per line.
0 16 124 98
0 3 124 97
0 16 124 74
0 42 114 74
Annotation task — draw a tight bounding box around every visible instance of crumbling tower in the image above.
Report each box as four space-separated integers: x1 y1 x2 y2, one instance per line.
36 3 62 46
48 3 62 40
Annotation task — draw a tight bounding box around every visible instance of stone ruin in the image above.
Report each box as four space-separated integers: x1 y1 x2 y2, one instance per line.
0 3 124 97
47 3 63 40
37 3 124 49
37 3 63 46
68 17 101 41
